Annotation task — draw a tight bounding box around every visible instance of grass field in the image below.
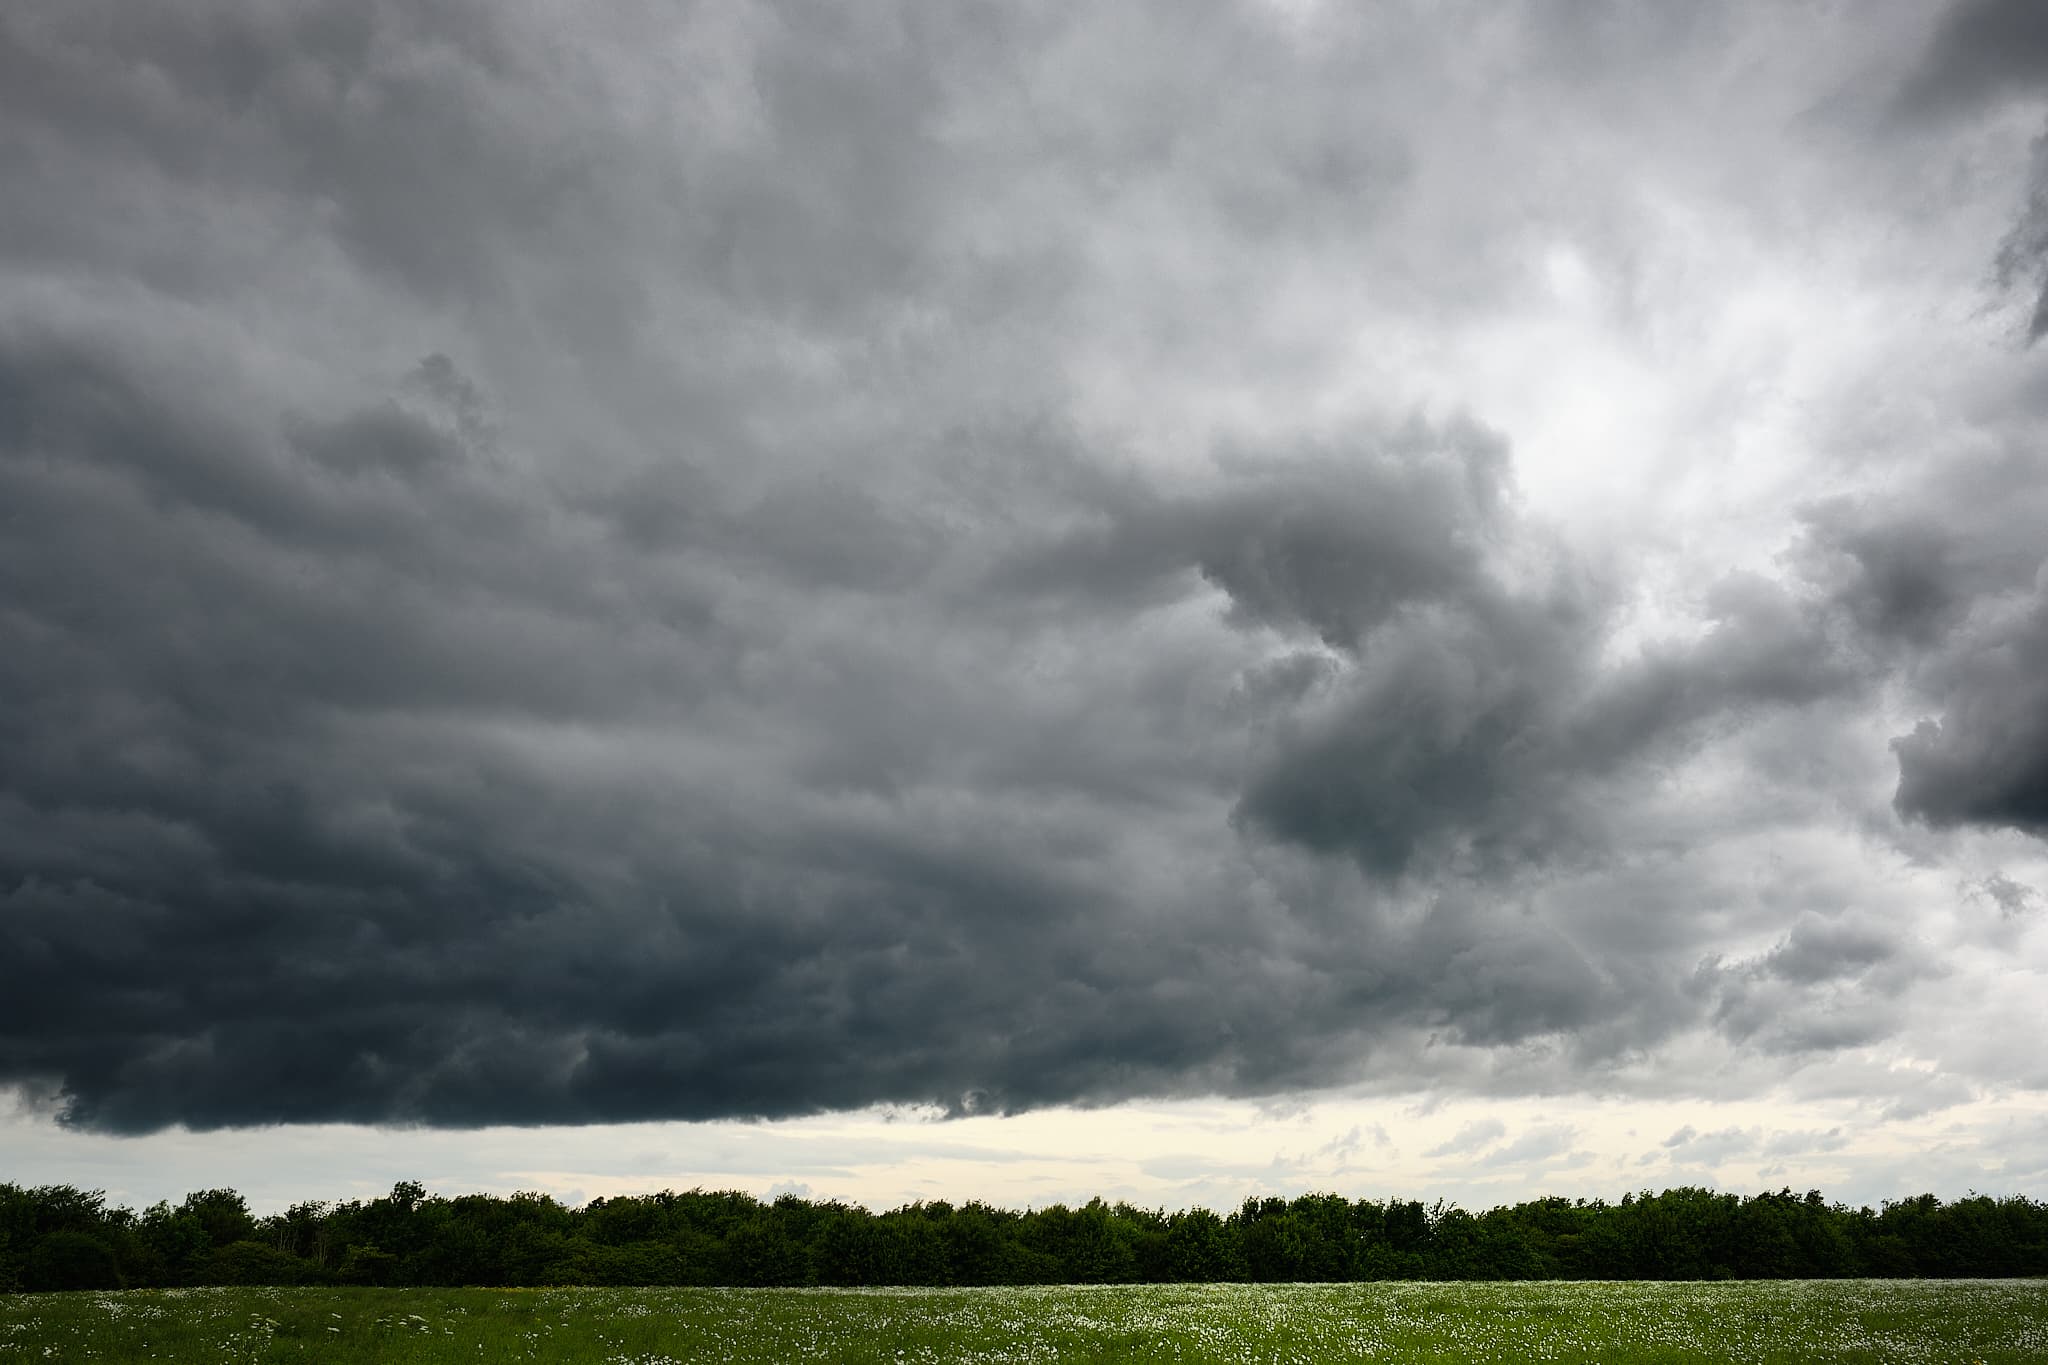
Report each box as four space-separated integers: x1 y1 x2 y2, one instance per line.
2 1279 2045 1363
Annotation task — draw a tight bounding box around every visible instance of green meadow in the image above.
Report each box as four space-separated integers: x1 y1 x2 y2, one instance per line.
3 1279 2046 1363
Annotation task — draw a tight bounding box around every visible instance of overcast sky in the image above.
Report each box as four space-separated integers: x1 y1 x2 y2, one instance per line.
5 0 2048 1216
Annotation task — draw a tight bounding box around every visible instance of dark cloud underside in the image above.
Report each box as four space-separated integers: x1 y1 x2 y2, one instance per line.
2 0 2046 1132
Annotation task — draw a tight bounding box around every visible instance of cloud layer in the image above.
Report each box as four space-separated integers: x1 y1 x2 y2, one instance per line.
2 0 2046 1136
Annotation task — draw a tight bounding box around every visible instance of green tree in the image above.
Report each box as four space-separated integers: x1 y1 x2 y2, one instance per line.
25 1230 123 1291
177 1188 257 1250
1164 1207 1239 1281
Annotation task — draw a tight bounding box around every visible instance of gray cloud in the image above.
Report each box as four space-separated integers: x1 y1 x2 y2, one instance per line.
992 415 1513 649
1898 0 2048 120
1881 1076 1979 1123
1894 2 2048 336
0 0 2041 1138
1892 584 2048 836
1973 873 2041 917
1693 914 1932 1056
1424 1119 1507 1159
1797 506 1967 649
1762 1127 1849 1158
1476 1124 1583 1169
1659 1125 1759 1166
1796 434 2048 841
0 326 1722 1130
1236 561 1853 878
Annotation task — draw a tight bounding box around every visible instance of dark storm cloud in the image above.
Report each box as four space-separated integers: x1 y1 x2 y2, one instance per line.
1897 2 2048 339
996 424 1858 879
1797 506 1966 649
1897 0 2048 118
0 326 1803 1130
0 0 2025 1134
1891 589 2048 836
1800 437 2048 843
987 415 1510 640
1692 914 1932 1057
1995 141 2048 344
1236 561 1854 877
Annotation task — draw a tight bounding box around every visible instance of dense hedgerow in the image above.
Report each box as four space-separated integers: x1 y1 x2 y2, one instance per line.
2 1181 2045 1291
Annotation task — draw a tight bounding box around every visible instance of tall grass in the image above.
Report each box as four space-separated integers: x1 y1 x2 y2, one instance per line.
4 1279 2047 1363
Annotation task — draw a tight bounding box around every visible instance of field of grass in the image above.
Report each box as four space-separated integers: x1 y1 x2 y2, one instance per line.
2 1279 2045 1363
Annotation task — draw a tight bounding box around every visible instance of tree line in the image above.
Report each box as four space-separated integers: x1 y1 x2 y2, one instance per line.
4 1182 2045 1292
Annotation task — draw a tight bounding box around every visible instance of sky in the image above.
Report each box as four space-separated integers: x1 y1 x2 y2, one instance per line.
4 0 2048 1217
